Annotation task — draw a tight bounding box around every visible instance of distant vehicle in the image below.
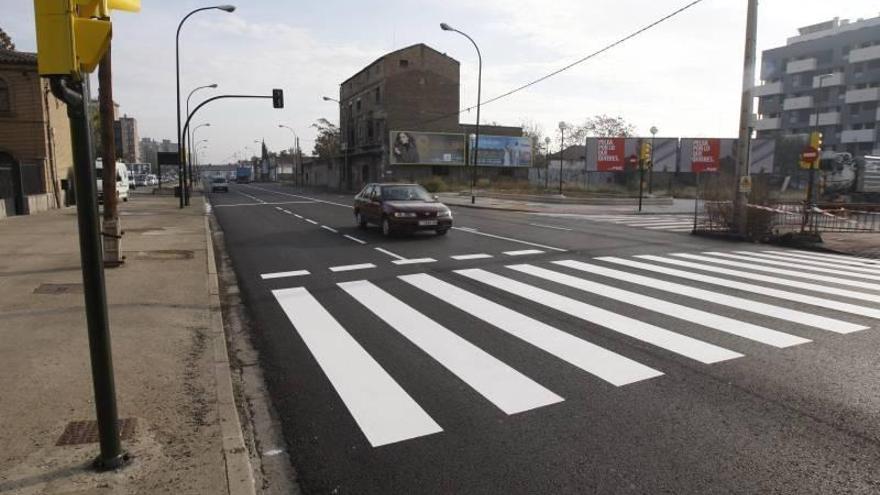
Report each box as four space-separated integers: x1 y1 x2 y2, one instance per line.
133 174 148 187
95 159 130 203
235 166 252 183
820 153 880 201
353 183 452 236
210 177 229 193
146 174 158 186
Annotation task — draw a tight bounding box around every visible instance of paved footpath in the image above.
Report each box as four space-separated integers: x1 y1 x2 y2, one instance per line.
0 195 255 494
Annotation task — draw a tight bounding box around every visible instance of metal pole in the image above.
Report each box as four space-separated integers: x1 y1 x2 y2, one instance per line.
649 131 656 194
803 75 828 233
638 158 645 212
558 126 565 195
732 0 759 235
98 46 117 222
52 76 125 470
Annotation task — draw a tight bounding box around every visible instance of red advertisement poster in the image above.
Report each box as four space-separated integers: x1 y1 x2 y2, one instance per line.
597 138 625 172
691 139 720 173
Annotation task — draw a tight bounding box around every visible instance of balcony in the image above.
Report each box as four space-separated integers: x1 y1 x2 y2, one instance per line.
845 87 880 104
783 96 813 111
753 81 783 97
786 58 817 74
808 112 841 126
753 117 781 131
849 45 880 63
813 73 844 88
841 129 877 143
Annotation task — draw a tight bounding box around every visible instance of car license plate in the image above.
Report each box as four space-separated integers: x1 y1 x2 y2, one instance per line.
418 219 438 226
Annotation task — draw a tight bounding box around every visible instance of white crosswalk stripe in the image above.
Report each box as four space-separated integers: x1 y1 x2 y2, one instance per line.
768 250 880 269
706 252 880 282
266 248 875 447
532 213 695 233
742 251 880 275
338 280 563 415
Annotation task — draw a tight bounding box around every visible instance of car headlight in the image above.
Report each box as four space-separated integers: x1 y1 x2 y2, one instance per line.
393 211 417 218
438 209 452 218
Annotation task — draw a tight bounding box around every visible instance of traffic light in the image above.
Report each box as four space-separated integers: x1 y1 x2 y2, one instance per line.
33 0 140 78
810 131 823 152
272 89 284 109
639 141 652 169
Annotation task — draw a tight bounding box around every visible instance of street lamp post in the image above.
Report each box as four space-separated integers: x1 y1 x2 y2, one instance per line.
649 126 658 194
185 84 217 199
191 122 210 165
544 136 551 190
441 22 482 204
176 5 235 208
322 96 349 191
558 122 566 195
278 124 300 187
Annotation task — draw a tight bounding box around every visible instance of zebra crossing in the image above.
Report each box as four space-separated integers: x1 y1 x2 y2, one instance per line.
266 248 877 447
533 213 696 232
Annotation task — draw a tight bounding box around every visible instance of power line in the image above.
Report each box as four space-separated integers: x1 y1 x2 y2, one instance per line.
414 0 708 128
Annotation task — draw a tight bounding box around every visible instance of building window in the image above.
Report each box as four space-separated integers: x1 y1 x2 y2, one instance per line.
374 86 381 103
399 59 409 68
0 78 10 113
356 99 361 112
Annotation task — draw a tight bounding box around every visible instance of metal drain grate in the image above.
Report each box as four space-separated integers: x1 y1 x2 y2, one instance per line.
34 283 83 295
134 249 194 261
56 418 137 446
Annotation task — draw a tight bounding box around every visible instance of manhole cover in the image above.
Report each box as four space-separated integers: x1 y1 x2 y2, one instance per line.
134 250 194 261
34 283 83 295
56 418 137 446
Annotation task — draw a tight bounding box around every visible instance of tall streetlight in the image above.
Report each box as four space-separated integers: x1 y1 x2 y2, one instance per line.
322 96 349 190
278 124 301 186
558 122 566 195
441 22 482 204
175 5 235 208
186 84 217 192
649 126 658 194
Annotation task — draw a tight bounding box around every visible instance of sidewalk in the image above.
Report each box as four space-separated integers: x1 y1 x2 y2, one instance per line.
0 195 253 494
819 233 880 259
438 192 697 215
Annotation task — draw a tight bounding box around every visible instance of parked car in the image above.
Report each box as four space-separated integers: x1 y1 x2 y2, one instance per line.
353 183 452 236
95 159 130 202
210 177 229 193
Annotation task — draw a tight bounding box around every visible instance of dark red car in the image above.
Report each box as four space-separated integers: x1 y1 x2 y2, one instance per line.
353 183 453 236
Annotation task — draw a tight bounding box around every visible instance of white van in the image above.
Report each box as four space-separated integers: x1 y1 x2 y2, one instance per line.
95 159 130 202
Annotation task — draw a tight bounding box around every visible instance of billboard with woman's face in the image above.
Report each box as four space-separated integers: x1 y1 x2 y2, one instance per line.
389 131 466 166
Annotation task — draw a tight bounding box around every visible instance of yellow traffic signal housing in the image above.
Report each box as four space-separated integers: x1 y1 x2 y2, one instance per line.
33 0 140 78
810 131 823 151
639 141 652 168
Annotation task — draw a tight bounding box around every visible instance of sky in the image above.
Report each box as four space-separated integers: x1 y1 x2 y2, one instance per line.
4 0 879 163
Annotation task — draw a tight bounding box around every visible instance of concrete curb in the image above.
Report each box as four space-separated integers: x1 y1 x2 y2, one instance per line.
204 211 257 495
446 202 536 213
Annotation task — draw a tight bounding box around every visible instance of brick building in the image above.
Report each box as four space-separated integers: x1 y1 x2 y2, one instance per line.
114 114 139 163
0 44 73 217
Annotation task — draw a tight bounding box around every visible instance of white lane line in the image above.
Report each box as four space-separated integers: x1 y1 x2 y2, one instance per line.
344 235 367 245
672 253 880 292
549 260 864 335
261 270 311 280
601 256 880 321
282 210 293 215
528 223 573 231
374 247 407 260
294 214 303 219
705 252 880 282
235 190 267 204
770 250 880 268
305 219 319 225
213 201 315 208
456 269 741 364
321 225 339 234
274 206 283 211
742 251 880 275
329 263 377 272
392 258 437 265
504 249 545 256
241 184 351 207
636 255 880 305
339 280 563 415
620 221 692 227
401 274 663 386
272 287 441 447
451 253 493 261
518 264 814 346
452 227 566 252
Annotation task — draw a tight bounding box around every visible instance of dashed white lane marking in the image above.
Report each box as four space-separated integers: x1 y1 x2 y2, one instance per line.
452 227 566 252
272 287 441 447
240 184 351 208
212 201 315 208
400 273 663 386
392 258 437 265
282 210 293 215
602 256 880 320
339 280 563 415
305 219 319 225
344 235 367 245
274 206 283 211
294 214 303 219
235 190 267 204
329 263 377 272
451 253 493 261
456 268 743 364
504 249 545 256
518 263 815 346
374 247 406 260
261 270 311 280
528 223 573 231
321 225 339 234
551 260 865 335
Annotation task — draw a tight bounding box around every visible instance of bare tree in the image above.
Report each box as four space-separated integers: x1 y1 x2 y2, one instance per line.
311 118 340 161
583 114 636 137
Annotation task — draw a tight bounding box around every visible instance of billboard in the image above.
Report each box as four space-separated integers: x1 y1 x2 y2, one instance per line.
469 135 533 167
748 139 775 174
389 131 466 166
585 138 639 172
650 138 678 173
679 138 736 173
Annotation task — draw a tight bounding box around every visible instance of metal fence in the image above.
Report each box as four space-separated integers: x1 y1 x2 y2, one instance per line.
770 203 880 234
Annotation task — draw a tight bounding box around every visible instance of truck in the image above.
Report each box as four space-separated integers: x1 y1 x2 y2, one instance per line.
235 166 252 184
819 153 880 202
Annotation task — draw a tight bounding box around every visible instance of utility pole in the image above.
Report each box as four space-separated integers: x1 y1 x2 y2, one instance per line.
98 45 122 267
733 0 758 236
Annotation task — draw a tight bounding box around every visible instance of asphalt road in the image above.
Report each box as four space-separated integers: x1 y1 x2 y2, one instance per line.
209 183 880 494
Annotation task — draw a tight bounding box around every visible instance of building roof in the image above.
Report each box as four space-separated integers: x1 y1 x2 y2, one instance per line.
0 48 37 65
340 43 458 86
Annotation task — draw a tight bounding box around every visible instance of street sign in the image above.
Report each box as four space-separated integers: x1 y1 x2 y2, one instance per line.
801 147 818 161
627 154 638 167
739 175 752 194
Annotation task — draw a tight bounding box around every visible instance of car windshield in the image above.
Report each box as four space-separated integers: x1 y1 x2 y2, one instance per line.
381 185 432 201
212 178 226 183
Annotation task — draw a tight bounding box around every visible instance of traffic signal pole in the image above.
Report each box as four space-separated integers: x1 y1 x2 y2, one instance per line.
51 76 126 470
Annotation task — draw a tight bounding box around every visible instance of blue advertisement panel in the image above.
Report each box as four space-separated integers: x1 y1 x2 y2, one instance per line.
469 135 533 167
